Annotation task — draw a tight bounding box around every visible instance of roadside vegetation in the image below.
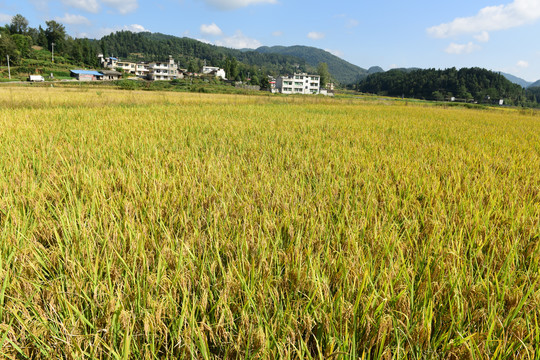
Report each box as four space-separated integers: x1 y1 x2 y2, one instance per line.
0 87 539 358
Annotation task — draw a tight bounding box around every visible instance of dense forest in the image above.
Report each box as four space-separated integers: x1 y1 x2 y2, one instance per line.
356 67 540 107
0 14 100 68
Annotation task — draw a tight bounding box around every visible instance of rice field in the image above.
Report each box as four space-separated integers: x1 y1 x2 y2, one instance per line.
0 87 539 359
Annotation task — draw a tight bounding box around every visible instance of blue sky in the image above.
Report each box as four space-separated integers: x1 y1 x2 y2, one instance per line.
1 0 540 81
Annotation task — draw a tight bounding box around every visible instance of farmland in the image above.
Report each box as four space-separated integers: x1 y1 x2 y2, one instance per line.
0 87 539 358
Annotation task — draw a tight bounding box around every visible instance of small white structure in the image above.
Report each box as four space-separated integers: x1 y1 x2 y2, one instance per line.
98 54 119 69
275 73 320 95
202 66 227 80
28 75 44 82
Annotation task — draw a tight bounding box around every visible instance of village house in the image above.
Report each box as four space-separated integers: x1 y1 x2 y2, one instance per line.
70 70 104 81
98 54 118 69
147 56 178 81
116 61 137 74
99 54 180 81
100 70 122 81
275 73 320 95
135 63 150 77
202 66 227 80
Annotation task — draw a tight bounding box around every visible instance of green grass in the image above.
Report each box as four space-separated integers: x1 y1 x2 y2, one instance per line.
0 87 539 358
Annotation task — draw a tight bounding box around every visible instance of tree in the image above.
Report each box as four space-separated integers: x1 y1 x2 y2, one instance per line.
45 20 66 53
37 26 48 48
317 62 330 88
187 59 198 73
9 14 29 35
0 35 20 65
11 34 32 58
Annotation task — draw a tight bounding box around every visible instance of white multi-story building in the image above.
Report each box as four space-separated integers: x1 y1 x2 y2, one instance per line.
147 56 178 81
116 61 137 74
99 54 179 80
276 73 320 95
135 63 150 77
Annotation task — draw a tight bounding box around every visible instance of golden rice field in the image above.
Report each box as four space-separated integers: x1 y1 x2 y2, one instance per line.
0 87 539 359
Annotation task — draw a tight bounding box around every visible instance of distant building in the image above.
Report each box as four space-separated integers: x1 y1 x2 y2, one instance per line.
100 70 122 81
117 61 137 74
99 54 179 81
135 63 150 77
275 73 320 94
202 66 227 80
98 54 118 69
70 70 104 81
268 76 278 93
147 56 178 81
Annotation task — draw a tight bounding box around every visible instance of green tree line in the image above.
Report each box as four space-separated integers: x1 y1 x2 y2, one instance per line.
356 67 539 107
0 14 100 68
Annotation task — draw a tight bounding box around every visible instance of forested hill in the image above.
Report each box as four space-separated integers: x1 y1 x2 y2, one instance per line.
357 67 539 107
101 31 309 78
255 45 368 84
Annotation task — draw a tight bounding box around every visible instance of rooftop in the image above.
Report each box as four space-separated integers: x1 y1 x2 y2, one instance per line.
70 70 103 76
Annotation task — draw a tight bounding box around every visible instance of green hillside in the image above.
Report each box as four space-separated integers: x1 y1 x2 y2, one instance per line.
256 45 367 84
100 31 310 81
356 67 540 107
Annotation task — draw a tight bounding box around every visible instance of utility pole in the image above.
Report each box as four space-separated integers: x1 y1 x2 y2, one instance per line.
6 55 11 80
51 42 55 63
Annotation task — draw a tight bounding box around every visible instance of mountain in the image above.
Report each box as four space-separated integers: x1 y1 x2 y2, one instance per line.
529 80 540 88
255 45 367 85
367 66 384 74
500 72 532 88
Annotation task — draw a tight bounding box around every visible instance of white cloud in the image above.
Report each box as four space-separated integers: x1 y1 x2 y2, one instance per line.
474 31 490 42
196 38 213 44
389 64 398 69
445 42 481 54
0 13 11 24
30 0 49 12
95 23 148 38
200 0 277 10
325 49 344 57
272 31 283 37
55 13 91 25
124 24 147 32
61 0 137 14
517 60 529 68
215 30 261 49
61 0 100 13
427 0 540 38
334 14 359 29
346 19 359 28
101 0 138 14
307 31 325 40
200 23 223 36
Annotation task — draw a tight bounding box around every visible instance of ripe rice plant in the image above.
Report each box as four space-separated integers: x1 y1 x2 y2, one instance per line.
0 87 539 359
